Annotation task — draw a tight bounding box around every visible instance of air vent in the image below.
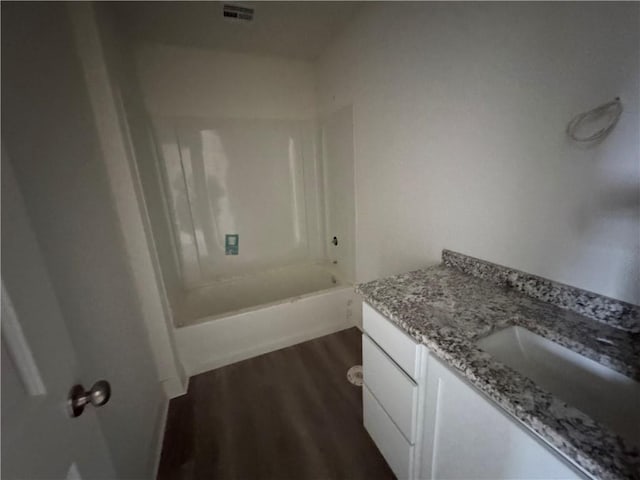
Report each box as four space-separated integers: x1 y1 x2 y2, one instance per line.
222 4 254 22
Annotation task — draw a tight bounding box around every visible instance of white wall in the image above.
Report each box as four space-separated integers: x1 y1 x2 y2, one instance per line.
136 44 316 120
317 2 640 304
135 45 326 287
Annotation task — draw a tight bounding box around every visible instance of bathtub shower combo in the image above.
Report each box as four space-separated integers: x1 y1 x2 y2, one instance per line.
145 109 357 375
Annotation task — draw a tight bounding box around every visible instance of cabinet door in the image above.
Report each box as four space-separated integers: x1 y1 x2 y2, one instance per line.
421 357 583 480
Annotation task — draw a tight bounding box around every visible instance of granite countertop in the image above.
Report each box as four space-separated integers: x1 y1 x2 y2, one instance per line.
356 250 640 480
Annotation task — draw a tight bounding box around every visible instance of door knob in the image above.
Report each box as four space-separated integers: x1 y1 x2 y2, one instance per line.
68 380 111 418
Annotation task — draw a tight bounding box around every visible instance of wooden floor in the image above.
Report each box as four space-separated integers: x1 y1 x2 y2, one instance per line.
157 327 395 480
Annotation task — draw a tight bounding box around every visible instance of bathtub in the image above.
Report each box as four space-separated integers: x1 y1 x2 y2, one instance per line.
173 262 361 376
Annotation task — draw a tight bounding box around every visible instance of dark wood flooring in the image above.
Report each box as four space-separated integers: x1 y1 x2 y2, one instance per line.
157 327 395 480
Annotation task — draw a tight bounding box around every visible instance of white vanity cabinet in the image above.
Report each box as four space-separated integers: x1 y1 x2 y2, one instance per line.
421 356 583 479
362 302 585 480
362 302 427 479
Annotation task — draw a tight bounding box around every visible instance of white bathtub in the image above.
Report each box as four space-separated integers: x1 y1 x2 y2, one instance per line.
174 262 360 376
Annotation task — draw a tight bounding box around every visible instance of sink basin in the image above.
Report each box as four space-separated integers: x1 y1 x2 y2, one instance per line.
477 326 640 448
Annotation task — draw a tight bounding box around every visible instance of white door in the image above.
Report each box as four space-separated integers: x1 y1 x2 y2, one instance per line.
1 154 116 479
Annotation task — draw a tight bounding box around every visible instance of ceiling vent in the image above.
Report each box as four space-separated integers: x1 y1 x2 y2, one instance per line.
222 4 254 23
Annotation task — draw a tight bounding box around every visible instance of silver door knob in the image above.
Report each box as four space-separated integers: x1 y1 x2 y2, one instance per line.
68 380 111 418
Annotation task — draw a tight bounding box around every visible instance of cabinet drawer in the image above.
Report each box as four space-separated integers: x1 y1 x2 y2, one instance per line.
363 302 420 380
363 334 418 443
364 385 414 480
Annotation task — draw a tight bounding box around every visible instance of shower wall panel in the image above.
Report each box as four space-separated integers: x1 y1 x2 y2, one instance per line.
322 106 356 283
155 117 323 287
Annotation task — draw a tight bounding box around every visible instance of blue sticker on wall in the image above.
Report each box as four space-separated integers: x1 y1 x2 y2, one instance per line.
225 234 239 255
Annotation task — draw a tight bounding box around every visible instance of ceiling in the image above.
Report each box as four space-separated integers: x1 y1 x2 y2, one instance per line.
111 1 364 61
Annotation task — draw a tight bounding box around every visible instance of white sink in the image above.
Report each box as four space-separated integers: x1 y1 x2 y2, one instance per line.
477 326 640 448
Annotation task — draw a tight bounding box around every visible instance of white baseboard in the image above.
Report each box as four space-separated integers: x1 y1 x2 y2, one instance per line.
161 376 188 399
150 395 170 479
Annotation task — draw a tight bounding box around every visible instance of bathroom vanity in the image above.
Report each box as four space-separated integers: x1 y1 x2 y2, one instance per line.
358 251 639 480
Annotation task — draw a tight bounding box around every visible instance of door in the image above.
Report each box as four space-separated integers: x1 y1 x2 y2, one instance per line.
2 3 169 478
1 154 116 479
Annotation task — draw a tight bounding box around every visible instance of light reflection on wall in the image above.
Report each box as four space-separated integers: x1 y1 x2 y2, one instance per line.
179 144 210 263
160 133 200 285
200 129 235 253
156 118 319 288
288 137 302 246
